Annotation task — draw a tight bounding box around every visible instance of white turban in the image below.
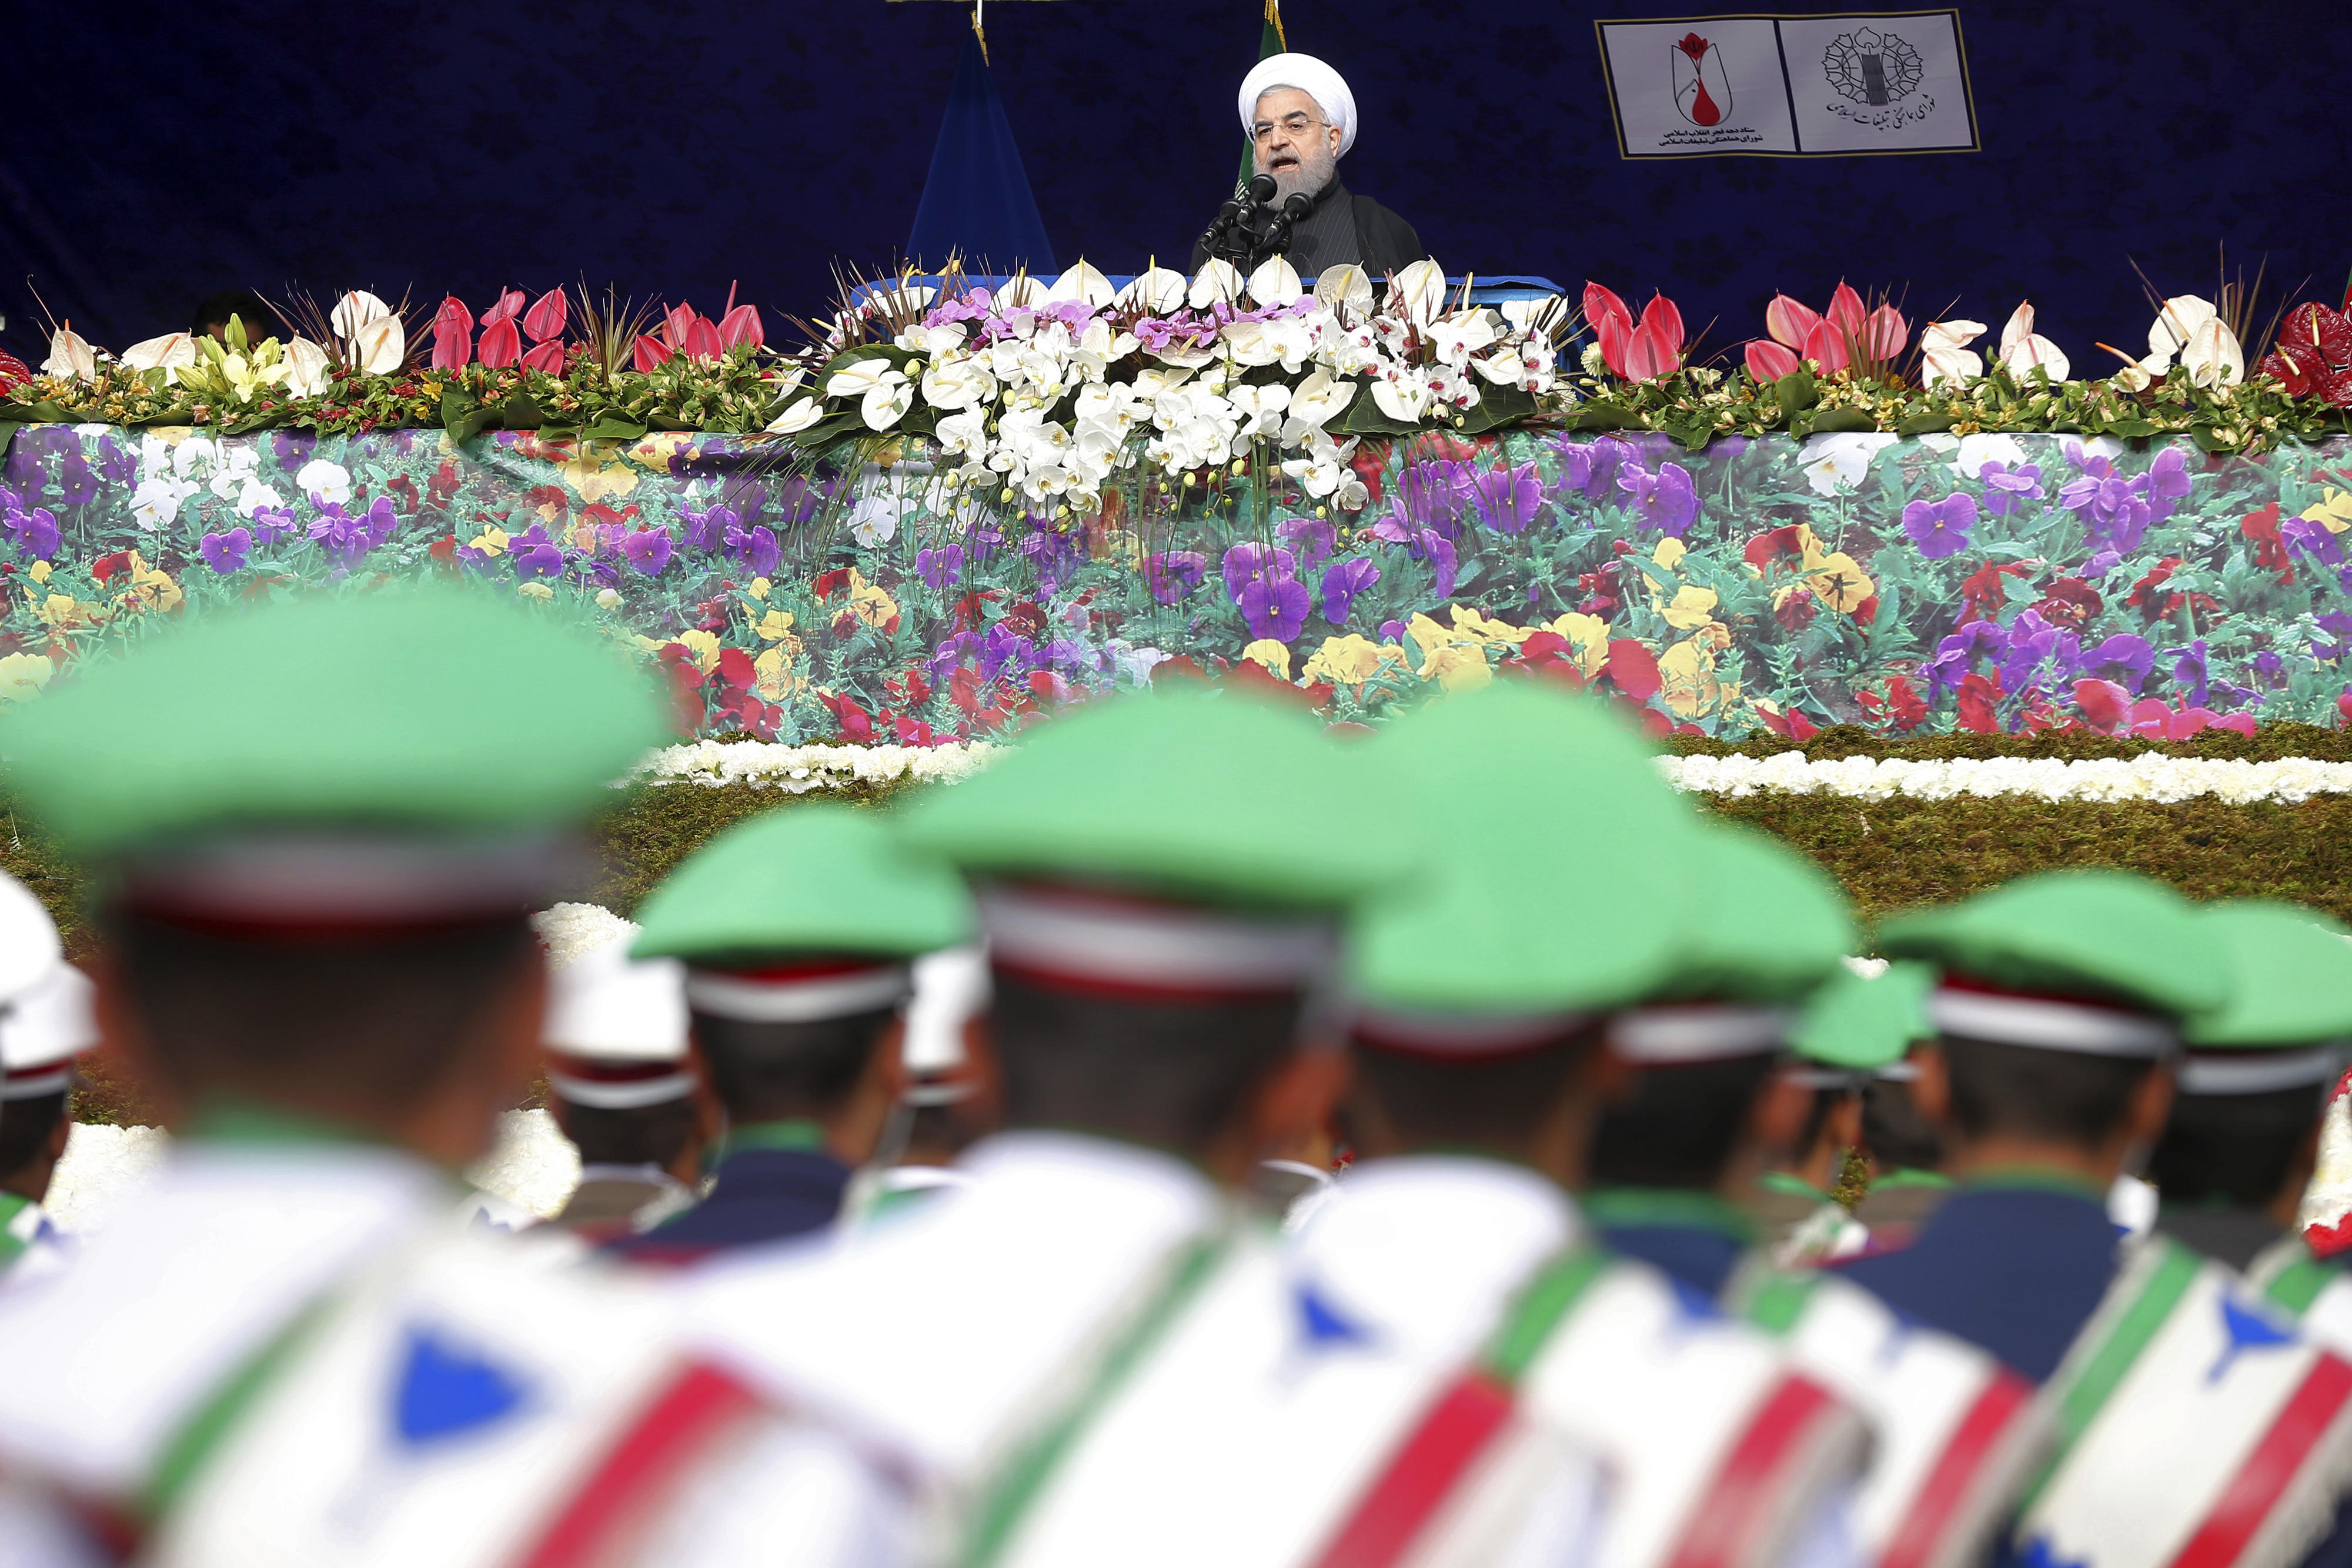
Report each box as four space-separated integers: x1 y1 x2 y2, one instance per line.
1239 52 1357 158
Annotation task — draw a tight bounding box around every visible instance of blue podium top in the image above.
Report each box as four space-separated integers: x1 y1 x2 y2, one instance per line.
852 274 1566 311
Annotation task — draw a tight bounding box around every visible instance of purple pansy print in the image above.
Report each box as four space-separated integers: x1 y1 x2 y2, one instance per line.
199 527 252 574
1902 493 1976 559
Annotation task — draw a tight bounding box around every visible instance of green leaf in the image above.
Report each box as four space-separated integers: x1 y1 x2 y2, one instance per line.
500 392 545 430
1895 412 1954 436
577 414 649 442
1806 408 1879 434
1773 369 1819 420
1563 401 1635 432
1456 385 1536 435
1331 390 1422 437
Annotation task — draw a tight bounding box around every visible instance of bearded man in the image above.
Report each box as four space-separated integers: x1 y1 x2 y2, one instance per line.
1190 52 1425 279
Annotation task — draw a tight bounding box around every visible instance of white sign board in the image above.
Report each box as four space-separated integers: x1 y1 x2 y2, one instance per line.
1596 11 1977 159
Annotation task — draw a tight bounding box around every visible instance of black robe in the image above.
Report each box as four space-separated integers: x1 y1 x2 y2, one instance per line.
1189 178 1425 280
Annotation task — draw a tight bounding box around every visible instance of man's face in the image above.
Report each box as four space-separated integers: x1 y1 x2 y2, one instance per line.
1251 87 1341 202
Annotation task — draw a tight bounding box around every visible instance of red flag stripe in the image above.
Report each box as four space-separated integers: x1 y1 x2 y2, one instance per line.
1664 1375 1838 1568
513 1359 761 1568
1880 1372 2036 1568
2167 1353 2352 1568
1308 1374 1518 1568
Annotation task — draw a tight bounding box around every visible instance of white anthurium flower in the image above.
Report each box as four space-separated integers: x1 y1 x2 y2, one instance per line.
994 275 1044 309
2180 316 2245 388
920 357 997 410
1427 310 1499 364
764 396 826 434
121 332 199 383
41 326 95 380
296 458 353 506
1219 321 1284 369
1247 256 1304 308
1996 302 2069 382
826 359 905 399
1118 268 1188 313
1045 262 1115 309
860 378 914 431
1130 366 1194 398
894 322 968 356
1285 369 1356 430
348 314 404 374
1225 382 1292 436
848 496 901 547
1391 260 1448 329
1919 319 1987 387
2148 295 2218 360
1371 371 1435 424
1314 265 1375 313
283 337 332 397
1470 346 1534 386
1188 259 1244 311
129 475 196 530
329 290 390 337
934 409 988 457
1499 295 1569 342
234 478 285 517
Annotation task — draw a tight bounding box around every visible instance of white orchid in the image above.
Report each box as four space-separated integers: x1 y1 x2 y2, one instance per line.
1078 319 1137 363
121 332 199 383
1997 302 2069 382
1281 430 1360 499
1426 309 1499 365
1218 321 1285 369
1224 382 1292 437
1920 319 1987 387
894 322 968 356
1045 262 1115 309
329 290 390 337
933 408 989 458
41 326 95 380
764 396 825 434
1284 369 1356 433
1371 370 1435 424
920 357 997 411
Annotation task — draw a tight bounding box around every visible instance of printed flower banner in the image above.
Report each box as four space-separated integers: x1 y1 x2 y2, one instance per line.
4 423 2351 744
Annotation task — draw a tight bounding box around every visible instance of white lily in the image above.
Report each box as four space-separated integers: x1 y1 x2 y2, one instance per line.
330 290 390 337
349 315 405 374
1997 302 2069 382
2179 316 2245 388
1188 260 1244 312
1247 256 1304 308
765 397 824 434
1118 268 1188 313
283 337 332 397
1314 265 1375 313
1045 262 1115 310
1391 260 1448 329
1920 319 1987 387
41 326 95 380
121 332 199 383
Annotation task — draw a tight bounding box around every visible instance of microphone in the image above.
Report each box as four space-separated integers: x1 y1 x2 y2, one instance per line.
1247 173 1278 206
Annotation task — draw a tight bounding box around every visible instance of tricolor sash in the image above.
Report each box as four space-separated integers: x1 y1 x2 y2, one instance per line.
2249 1238 2352 1359
1731 1268 2047 1568
2014 1236 2352 1568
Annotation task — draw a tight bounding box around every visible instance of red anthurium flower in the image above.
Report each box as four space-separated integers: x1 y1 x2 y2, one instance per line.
1859 304 1908 360
1639 293 1685 356
662 303 701 351
477 317 522 369
1825 281 1867 335
429 296 474 370
681 314 724 362
717 303 764 350
1802 319 1851 375
521 289 567 344
0 349 29 389
1746 340 1802 380
1582 282 1633 336
1764 294 1820 350
1621 322 1679 380
520 340 567 374
482 289 526 325
632 335 674 373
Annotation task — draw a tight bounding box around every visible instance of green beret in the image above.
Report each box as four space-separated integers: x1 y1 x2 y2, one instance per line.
632 804 974 965
1875 870 2225 1021
2 587 667 858
2186 901 2352 1049
1647 823 1857 1005
1347 682 1701 1014
898 686 1402 908
1791 960 1936 1071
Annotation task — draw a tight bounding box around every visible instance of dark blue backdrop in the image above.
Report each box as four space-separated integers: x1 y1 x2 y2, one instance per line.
5 1 2344 366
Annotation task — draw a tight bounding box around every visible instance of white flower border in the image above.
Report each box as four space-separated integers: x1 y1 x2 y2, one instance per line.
630 740 2352 807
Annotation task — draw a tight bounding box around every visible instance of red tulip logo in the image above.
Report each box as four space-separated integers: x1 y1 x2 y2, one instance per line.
1669 32 1731 128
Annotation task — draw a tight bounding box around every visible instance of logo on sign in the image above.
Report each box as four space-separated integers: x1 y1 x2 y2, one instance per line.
1820 27 1934 129
1670 32 1733 128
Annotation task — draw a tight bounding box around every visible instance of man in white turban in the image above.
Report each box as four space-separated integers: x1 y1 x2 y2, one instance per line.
1190 51 1425 279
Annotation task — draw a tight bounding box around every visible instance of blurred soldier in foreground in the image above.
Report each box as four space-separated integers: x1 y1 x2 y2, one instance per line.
686 688 1416 1564
621 804 972 1262
0 872 95 1283
540 937 704 1242
0 590 891 1567
1857 873 2352 1568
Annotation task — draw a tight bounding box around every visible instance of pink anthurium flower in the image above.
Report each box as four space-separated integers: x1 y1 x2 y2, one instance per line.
482 289 526 326
1746 339 1802 380
1825 281 1867 335
1763 293 1820 350
1582 282 1633 336
477 316 522 368
717 303 764 350
1859 304 1908 360
1621 322 1679 380
1802 319 1851 375
661 303 701 351
520 340 567 373
633 335 674 373
521 289 567 344
429 296 474 370
681 314 724 362
1638 293 1685 357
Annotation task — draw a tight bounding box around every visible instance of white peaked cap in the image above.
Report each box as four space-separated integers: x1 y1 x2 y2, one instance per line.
543 941 689 1064
903 945 990 1076
1240 52 1358 156
1 962 98 1098
0 872 64 1005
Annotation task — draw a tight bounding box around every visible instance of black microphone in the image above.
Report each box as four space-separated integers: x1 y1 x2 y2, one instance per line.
1247 173 1278 206
1281 192 1311 220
